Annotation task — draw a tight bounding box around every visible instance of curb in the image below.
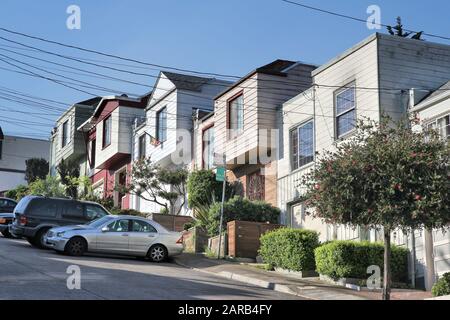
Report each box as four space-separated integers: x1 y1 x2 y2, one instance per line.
173 257 320 300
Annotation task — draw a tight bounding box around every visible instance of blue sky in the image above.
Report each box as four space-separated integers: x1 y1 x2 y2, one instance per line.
0 0 449 139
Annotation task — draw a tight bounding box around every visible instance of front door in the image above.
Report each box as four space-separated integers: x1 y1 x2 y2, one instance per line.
95 219 130 254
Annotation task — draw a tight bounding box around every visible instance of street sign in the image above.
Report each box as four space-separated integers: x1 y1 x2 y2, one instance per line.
213 152 226 167
216 167 226 182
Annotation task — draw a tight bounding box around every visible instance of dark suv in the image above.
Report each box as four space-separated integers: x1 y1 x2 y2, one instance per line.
0 197 17 213
10 196 110 248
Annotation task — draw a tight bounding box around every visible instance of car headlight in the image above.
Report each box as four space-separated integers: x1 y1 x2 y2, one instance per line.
56 232 66 237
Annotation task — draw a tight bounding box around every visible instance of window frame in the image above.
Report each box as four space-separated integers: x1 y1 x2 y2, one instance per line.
138 134 146 159
156 107 167 143
202 124 215 169
61 119 70 148
227 92 244 139
102 115 112 149
290 119 315 171
334 84 357 139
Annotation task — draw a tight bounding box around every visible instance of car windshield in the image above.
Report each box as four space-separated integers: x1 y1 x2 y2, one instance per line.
88 215 114 228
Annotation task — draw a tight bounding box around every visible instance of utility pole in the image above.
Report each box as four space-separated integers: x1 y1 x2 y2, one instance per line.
215 153 226 259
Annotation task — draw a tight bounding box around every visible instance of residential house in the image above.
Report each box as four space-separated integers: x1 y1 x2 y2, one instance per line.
278 33 450 288
49 97 101 177
0 127 49 194
77 94 150 209
409 81 450 288
213 59 316 207
131 71 231 215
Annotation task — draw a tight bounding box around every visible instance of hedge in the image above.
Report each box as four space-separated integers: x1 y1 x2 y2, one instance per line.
314 240 409 282
259 228 320 272
206 196 280 236
432 272 450 297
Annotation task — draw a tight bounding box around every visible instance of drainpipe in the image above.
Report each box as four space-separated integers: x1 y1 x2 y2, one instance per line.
409 229 416 288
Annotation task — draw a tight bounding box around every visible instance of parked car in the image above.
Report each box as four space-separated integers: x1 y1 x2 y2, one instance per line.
44 215 184 262
0 197 17 213
0 213 15 238
10 195 110 248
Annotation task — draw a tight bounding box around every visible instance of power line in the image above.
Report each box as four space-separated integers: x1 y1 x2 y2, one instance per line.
280 0 450 41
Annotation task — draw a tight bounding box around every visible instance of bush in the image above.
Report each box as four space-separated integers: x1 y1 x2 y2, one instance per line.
259 228 320 272
5 185 29 201
314 240 409 282
206 196 280 236
187 170 235 208
432 272 450 297
110 208 147 217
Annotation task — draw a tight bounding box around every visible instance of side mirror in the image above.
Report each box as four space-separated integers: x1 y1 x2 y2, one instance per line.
101 226 109 233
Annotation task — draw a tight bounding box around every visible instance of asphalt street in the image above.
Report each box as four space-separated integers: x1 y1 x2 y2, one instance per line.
0 235 303 300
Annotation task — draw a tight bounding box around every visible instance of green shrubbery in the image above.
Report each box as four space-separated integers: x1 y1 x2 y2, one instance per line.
205 196 280 236
314 240 408 282
110 208 147 217
432 272 450 297
259 228 319 272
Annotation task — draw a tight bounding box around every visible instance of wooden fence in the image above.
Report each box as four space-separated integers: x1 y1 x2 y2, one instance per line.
227 220 283 259
148 213 194 232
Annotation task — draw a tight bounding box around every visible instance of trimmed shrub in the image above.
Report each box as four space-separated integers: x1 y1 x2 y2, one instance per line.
206 196 280 237
432 272 450 297
259 228 320 272
110 208 147 217
314 240 409 282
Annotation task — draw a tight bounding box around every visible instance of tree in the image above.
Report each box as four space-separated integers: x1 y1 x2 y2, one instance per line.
387 16 423 40
121 158 188 215
24 158 49 184
56 158 80 199
28 175 65 198
302 116 450 300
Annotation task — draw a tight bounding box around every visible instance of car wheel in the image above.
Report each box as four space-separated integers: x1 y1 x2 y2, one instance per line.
65 237 87 256
148 244 168 262
2 230 13 238
34 228 51 249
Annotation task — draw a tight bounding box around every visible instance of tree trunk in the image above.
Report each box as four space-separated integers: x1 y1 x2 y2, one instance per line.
382 228 391 300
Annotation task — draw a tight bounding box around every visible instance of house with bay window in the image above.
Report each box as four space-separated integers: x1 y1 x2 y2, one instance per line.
213 59 316 206
77 94 150 208
131 71 231 215
278 33 450 288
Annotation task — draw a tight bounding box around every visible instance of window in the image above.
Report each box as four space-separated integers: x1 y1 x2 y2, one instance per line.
335 86 356 138
291 120 314 170
107 219 130 232
247 171 265 201
29 199 58 217
61 120 70 148
62 202 84 219
138 135 146 159
85 204 108 221
103 115 112 148
437 114 450 140
89 139 96 169
202 126 214 169
131 220 157 233
156 107 167 142
228 94 244 139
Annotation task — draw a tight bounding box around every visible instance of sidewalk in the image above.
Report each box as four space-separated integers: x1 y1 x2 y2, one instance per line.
173 253 432 300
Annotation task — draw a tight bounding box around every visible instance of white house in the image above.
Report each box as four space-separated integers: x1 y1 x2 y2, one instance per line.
0 127 50 194
278 33 450 289
131 71 231 215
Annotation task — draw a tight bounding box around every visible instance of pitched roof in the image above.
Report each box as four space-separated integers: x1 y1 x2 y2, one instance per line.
421 80 450 102
162 71 213 92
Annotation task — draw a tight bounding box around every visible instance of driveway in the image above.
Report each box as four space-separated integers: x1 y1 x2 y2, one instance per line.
0 236 303 300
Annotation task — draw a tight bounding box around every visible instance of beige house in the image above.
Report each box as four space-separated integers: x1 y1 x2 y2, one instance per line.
214 59 316 206
278 33 450 289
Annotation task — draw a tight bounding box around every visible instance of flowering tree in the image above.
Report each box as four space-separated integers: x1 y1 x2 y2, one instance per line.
302 116 450 300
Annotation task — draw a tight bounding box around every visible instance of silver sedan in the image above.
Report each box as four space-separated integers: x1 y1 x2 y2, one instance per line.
43 215 183 262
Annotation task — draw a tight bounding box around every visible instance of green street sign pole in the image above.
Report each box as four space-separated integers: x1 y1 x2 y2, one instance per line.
215 165 226 259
